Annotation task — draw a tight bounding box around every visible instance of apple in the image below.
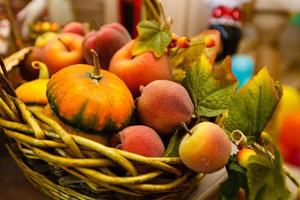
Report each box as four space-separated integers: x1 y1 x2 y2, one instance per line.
179 122 232 173
34 32 58 48
62 21 88 36
279 110 300 166
43 33 84 75
109 40 173 96
276 85 300 129
265 85 300 142
83 22 131 68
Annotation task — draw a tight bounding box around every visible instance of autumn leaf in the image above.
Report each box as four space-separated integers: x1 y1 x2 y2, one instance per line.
132 20 172 58
184 56 237 117
224 68 282 144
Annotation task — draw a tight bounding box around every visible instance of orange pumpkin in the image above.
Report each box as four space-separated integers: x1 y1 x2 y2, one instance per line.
44 105 108 145
46 50 134 133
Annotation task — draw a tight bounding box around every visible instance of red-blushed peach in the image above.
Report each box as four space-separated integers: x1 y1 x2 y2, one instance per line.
111 125 165 157
179 122 232 173
236 147 257 168
61 21 88 36
137 80 194 135
83 23 131 68
109 41 173 96
101 22 131 39
43 33 83 75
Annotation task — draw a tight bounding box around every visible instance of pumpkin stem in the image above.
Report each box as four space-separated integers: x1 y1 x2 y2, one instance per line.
32 61 49 79
90 49 102 80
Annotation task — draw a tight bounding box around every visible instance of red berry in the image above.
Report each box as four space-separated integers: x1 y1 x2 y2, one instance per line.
204 36 216 48
168 38 178 48
177 36 190 48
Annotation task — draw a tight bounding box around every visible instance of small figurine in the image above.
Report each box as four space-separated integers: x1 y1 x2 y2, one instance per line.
205 0 252 60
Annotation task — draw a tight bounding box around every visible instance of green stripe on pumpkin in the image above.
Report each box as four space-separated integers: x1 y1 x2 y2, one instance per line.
70 100 88 130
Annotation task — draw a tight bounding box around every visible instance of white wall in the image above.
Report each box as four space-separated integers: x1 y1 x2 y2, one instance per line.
162 0 209 36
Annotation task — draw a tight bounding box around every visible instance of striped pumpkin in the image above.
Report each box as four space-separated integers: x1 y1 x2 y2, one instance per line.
47 62 134 133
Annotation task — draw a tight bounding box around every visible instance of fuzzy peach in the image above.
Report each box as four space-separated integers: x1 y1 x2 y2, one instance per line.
111 125 165 157
62 21 88 36
137 80 194 135
83 23 131 68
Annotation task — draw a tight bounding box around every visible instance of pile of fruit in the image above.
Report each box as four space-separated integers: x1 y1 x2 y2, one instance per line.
16 19 231 174
6 3 299 199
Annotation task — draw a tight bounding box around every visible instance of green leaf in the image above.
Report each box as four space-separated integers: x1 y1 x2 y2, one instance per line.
132 20 172 58
247 146 290 200
163 131 180 157
183 56 238 117
220 156 248 200
224 68 283 144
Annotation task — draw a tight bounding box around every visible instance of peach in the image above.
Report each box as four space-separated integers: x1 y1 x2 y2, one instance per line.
43 33 83 75
236 148 257 168
179 122 232 173
111 125 165 157
137 80 194 135
83 23 131 68
109 41 173 96
102 22 131 39
62 21 88 36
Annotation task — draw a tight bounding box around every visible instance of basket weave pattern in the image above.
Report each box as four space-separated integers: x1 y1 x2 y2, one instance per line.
0 86 204 200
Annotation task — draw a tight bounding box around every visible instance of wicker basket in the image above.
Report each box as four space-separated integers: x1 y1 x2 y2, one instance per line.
0 52 205 200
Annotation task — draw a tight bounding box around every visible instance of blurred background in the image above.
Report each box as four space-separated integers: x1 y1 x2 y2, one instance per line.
1 0 300 84
0 0 300 198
